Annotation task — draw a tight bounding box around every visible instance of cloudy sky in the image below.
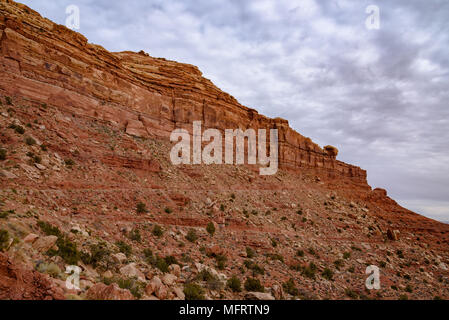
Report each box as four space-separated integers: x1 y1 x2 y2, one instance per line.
20 0 449 221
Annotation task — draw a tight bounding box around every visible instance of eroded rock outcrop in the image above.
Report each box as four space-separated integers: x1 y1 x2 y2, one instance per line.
0 0 365 183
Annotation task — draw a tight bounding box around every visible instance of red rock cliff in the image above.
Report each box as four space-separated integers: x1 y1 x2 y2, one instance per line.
0 0 366 183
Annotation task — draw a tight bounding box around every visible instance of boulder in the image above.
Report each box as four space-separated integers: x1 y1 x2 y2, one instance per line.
173 287 185 300
23 233 39 244
86 283 134 300
119 263 145 281
162 274 177 286
112 253 127 264
32 236 58 253
245 292 275 300
169 264 181 277
145 276 162 296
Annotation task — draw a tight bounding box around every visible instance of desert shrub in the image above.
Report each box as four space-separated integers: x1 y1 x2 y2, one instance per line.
302 262 317 279
186 229 198 243
128 228 141 242
0 210 13 219
152 225 163 237
196 269 215 282
266 253 284 263
246 247 255 259
220 204 225 212
334 259 344 269
345 289 358 299
25 137 36 146
15 125 25 135
322 268 334 281
405 285 413 293
283 278 299 296
343 252 351 259
296 250 305 257
65 159 75 166
47 236 80 265
117 277 144 299
0 229 10 251
38 221 62 237
81 242 111 268
5 96 12 105
271 239 277 247
143 248 153 259
136 202 147 214
399 294 408 300
227 275 242 292
244 277 264 292
164 207 173 214
243 260 265 276
40 144 48 151
164 255 179 266
206 222 215 236
215 254 227 270
116 241 132 257
0 149 6 161
184 283 205 300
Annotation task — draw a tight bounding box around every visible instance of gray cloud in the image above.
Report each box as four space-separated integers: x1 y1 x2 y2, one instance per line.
20 0 449 221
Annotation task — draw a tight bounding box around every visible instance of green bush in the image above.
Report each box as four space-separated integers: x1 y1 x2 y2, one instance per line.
47 236 80 265
296 250 305 257
0 229 10 251
25 137 36 146
136 202 147 214
345 289 358 299
322 268 334 281
244 277 264 292
186 229 198 243
343 252 351 259
164 207 173 214
81 243 111 268
15 125 25 135
117 277 144 299
227 276 242 292
206 222 215 236
116 241 132 257
184 283 205 300
0 148 6 161
65 159 75 167
282 278 299 296
215 254 227 270
5 96 12 105
128 228 141 242
246 247 255 259
152 225 163 237
302 262 317 279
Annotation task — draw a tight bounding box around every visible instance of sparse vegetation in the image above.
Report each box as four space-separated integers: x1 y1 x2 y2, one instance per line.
164 207 173 214
343 252 351 259
227 275 242 292
0 148 6 161
152 225 163 237
283 278 299 296
128 228 141 242
184 282 205 300
206 222 215 236
116 240 132 257
322 268 334 281
186 229 198 243
0 229 10 251
246 247 255 259
244 277 264 292
64 158 75 167
136 202 147 214
25 136 36 146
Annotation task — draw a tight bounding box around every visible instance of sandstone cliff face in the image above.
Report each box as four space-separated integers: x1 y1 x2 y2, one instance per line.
0 0 366 183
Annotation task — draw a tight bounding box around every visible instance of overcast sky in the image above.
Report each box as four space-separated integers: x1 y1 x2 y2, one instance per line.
19 0 449 222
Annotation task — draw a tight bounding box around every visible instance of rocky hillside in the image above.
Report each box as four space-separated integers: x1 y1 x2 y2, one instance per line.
1 0 448 300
